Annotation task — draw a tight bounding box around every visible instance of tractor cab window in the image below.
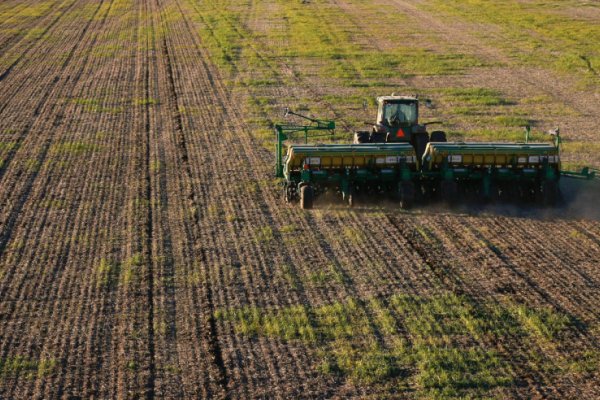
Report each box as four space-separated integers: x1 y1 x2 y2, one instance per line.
383 102 417 125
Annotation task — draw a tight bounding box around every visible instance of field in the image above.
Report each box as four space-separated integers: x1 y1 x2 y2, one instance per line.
0 0 599 398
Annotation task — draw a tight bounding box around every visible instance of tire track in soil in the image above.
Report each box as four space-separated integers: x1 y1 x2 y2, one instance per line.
162 31 228 392
145 4 184 398
142 0 157 395
159 0 350 396
153 0 227 397
166 1 453 396
110 0 159 395
0 0 110 261
166 2 423 396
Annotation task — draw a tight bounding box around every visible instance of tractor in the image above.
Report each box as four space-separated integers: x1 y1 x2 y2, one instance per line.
354 96 447 158
275 95 596 209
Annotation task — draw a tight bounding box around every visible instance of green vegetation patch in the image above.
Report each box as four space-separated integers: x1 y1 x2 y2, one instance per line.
190 7 245 72
0 141 19 154
96 258 121 289
0 356 57 379
8 1 55 19
508 304 573 340
122 253 145 286
133 97 159 106
438 88 511 107
70 98 124 113
95 254 149 289
50 140 101 156
424 0 600 85
216 292 593 397
183 0 487 149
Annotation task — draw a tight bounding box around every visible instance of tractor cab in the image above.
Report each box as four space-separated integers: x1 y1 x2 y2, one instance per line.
374 96 420 143
354 95 444 160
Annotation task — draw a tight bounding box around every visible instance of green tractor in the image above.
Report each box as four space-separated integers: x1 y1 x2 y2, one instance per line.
354 95 446 159
275 95 596 209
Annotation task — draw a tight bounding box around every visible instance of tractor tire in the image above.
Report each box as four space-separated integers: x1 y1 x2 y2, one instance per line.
353 131 370 144
398 182 415 210
370 131 386 143
413 131 429 162
284 184 295 203
300 185 314 210
430 131 447 142
440 180 458 205
284 186 290 203
541 180 558 207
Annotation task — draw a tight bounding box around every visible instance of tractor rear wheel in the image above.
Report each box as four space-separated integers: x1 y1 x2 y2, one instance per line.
300 185 314 209
370 131 386 143
398 182 415 210
353 131 370 144
413 131 429 161
430 131 447 142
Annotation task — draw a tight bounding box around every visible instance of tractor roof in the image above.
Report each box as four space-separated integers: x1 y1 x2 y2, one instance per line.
377 95 418 102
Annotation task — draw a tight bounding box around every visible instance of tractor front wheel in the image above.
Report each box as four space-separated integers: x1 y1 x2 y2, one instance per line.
300 185 314 209
284 184 296 203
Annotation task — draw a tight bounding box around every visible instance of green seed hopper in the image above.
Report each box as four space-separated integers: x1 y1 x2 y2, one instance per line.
421 141 561 204
284 143 418 208
275 99 597 209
